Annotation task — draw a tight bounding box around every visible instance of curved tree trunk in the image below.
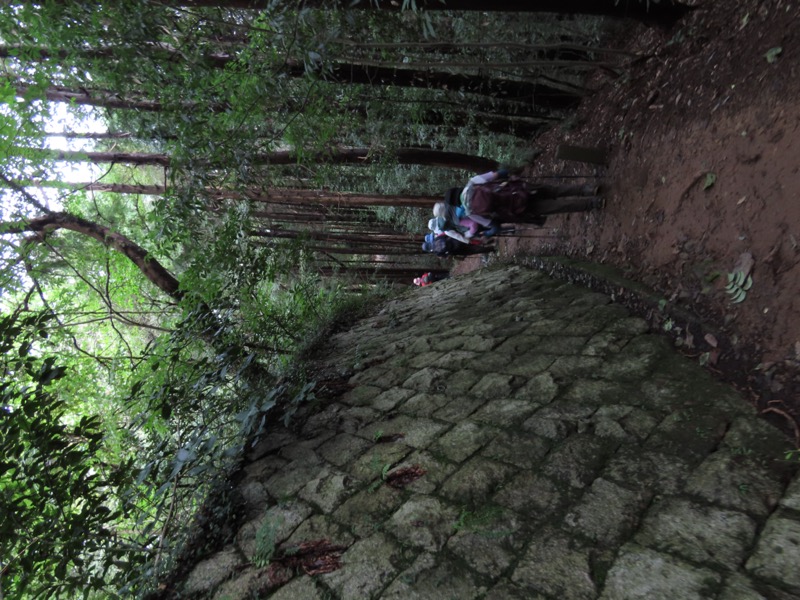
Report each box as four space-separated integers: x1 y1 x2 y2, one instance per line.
4 213 182 300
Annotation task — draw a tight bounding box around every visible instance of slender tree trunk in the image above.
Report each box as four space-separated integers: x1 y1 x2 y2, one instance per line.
289 244 421 255
13 181 441 209
22 146 497 172
44 131 134 140
250 229 416 246
316 266 436 280
229 189 440 209
286 60 582 108
7 44 581 109
332 39 636 58
160 0 693 26
411 108 548 139
337 56 610 71
250 210 378 225
12 82 168 112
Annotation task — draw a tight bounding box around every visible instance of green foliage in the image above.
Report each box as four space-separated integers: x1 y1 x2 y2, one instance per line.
0 312 137 599
253 517 282 568
725 270 753 304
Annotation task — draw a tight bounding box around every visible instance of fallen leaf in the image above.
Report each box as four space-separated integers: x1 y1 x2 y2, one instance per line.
709 348 721 365
704 333 718 348
385 465 427 489
732 252 755 277
684 327 694 349
765 46 783 63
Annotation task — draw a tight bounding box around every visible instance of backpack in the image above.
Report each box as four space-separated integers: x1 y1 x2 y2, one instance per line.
421 234 463 257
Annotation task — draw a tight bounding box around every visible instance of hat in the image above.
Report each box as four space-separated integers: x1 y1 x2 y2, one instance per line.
428 217 445 232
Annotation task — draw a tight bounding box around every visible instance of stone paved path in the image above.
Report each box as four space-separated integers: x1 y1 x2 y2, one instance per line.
181 265 800 599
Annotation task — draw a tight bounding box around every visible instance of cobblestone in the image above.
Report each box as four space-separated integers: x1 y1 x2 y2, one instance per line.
176 266 800 599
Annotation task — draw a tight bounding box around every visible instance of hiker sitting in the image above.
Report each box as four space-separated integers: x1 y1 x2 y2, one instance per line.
421 232 492 258
427 202 476 244
449 169 603 225
413 272 448 286
432 201 501 239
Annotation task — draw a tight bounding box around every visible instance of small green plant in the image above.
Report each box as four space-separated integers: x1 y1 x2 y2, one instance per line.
731 446 753 456
701 270 722 294
703 172 717 190
695 426 711 439
368 462 392 493
666 29 685 46
453 506 503 533
784 449 800 461
725 271 753 304
373 429 384 443
253 517 281 568
671 410 689 422
737 483 750 496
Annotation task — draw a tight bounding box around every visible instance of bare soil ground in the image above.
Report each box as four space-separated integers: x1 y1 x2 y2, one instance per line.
454 0 800 442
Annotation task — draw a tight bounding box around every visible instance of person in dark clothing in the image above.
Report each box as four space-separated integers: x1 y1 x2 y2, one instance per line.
413 272 449 286
421 232 493 258
444 169 603 226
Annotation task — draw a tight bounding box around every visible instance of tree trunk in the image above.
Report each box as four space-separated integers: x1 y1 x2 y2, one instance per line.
286 60 581 108
332 39 636 58
12 181 440 209
250 228 417 247
315 266 436 281
22 146 497 172
44 131 134 140
3 212 182 300
8 45 581 109
12 83 168 112
160 0 693 26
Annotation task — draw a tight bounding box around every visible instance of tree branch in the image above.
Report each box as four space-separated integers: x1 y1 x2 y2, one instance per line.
2 212 183 300
0 172 53 215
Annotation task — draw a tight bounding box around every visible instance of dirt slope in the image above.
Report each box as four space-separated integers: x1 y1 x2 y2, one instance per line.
456 0 800 439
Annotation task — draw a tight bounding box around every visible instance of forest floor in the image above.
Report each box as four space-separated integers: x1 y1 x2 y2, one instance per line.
453 0 800 443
